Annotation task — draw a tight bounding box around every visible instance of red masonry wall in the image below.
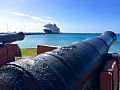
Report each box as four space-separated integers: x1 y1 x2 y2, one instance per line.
6 44 21 62
37 45 58 54
0 44 21 66
100 60 118 90
0 46 8 66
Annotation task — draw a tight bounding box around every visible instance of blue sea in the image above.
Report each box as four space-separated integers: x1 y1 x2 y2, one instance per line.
13 33 120 53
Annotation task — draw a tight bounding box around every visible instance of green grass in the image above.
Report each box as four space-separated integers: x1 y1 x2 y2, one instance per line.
21 48 37 57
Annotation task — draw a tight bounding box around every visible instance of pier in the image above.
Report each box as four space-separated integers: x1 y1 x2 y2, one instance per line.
23 32 45 35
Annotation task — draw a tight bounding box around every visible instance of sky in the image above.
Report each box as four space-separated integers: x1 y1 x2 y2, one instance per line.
0 0 120 33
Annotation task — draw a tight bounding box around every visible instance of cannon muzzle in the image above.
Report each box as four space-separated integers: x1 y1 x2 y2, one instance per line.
0 31 117 90
0 32 25 47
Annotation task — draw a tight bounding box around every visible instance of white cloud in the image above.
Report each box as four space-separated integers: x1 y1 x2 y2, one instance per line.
46 16 53 20
12 12 58 24
12 12 27 17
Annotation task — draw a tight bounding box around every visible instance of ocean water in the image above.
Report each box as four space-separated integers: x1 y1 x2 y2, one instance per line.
13 33 120 53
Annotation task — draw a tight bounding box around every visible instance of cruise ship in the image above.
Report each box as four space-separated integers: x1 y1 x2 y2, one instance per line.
43 23 60 34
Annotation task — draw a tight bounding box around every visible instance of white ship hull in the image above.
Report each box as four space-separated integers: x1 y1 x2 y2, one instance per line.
43 29 60 34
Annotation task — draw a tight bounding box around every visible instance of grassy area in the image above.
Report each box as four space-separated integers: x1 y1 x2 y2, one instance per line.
21 48 37 57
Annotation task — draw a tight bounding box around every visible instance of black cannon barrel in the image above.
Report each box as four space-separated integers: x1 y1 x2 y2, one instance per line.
0 31 117 90
0 32 25 44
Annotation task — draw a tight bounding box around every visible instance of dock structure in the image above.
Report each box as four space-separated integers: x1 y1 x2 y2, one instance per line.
24 32 45 35
0 32 45 35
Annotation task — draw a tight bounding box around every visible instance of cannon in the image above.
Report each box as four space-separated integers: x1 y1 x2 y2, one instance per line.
0 31 117 90
0 32 25 65
0 32 25 47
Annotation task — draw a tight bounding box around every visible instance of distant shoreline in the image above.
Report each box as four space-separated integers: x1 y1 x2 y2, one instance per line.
0 32 119 35
24 32 120 35
23 32 101 35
